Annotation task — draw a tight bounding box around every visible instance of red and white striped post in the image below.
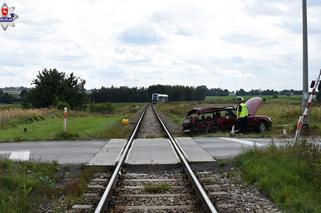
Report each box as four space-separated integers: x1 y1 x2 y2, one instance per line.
64 107 68 132
294 69 321 143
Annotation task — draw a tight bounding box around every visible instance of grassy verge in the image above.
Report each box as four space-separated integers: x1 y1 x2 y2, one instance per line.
0 108 58 128
0 102 143 142
0 160 103 212
0 160 59 212
0 104 22 110
0 113 135 142
236 142 321 212
56 166 107 210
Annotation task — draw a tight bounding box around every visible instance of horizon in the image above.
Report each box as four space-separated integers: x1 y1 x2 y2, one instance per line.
0 84 304 92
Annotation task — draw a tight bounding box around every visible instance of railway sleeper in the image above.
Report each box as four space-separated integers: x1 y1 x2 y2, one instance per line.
124 173 184 179
121 179 185 187
111 205 201 213
117 186 192 195
70 204 94 213
67 172 110 212
113 195 196 206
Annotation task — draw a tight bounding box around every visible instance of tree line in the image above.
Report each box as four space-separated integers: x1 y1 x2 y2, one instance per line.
0 90 16 104
0 68 316 107
89 85 207 103
234 89 302 96
18 69 206 108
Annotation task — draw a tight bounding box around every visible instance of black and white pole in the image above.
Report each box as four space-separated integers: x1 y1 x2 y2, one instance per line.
302 0 309 127
294 70 321 143
64 107 68 132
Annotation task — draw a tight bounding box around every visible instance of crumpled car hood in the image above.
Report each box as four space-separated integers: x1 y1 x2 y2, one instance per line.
246 97 263 116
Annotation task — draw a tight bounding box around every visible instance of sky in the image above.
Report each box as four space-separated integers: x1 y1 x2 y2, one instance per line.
1 0 321 91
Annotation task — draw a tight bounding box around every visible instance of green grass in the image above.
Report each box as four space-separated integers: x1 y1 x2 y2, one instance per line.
0 104 21 110
205 95 302 105
0 108 58 128
0 160 59 212
0 160 104 212
58 166 108 209
143 183 172 193
0 102 143 142
0 113 135 142
236 142 321 212
83 102 143 114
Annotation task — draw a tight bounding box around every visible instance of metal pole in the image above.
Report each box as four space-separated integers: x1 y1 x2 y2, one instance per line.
302 0 309 128
64 107 68 132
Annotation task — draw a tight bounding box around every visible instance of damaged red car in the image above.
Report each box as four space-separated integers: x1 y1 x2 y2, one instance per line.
182 97 272 133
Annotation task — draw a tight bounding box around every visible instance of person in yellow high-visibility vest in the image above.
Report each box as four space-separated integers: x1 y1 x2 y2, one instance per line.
236 97 248 133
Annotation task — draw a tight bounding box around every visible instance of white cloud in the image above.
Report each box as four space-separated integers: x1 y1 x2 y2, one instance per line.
0 0 320 90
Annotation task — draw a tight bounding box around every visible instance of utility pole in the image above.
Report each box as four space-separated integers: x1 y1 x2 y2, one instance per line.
302 0 309 128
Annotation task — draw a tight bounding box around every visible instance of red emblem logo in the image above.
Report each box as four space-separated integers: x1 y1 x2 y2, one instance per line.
2 4 8 16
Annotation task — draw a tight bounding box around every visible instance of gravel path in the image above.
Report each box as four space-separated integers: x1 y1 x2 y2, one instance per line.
136 105 166 138
157 108 182 135
193 164 282 213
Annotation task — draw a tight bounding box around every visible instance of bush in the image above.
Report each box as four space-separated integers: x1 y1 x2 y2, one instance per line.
87 103 114 113
0 108 56 128
54 101 70 110
55 131 79 140
21 103 32 109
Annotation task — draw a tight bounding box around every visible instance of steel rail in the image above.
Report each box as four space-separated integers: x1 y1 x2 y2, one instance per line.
152 105 218 213
94 105 147 213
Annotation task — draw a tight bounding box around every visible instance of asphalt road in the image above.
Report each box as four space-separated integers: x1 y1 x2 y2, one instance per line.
0 137 319 164
0 141 106 164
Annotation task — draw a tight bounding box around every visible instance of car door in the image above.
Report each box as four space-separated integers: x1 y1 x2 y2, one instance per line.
217 110 236 130
195 113 207 131
247 116 257 130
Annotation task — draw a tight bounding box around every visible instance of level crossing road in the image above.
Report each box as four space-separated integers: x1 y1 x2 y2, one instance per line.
0 137 301 163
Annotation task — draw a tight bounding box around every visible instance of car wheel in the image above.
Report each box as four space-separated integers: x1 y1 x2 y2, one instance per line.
257 121 267 133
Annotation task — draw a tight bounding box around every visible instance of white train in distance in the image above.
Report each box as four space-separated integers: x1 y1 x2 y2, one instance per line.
152 93 168 104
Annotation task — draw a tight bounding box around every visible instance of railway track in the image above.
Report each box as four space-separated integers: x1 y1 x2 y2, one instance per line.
91 104 217 212
68 104 279 213
110 166 201 212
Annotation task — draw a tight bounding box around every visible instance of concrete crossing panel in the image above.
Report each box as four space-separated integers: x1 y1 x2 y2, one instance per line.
88 139 126 166
125 138 180 165
176 137 215 162
193 137 253 159
9 150 30 161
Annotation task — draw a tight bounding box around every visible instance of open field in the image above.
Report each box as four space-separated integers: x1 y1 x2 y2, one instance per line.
0 103 143 142
234 142 321 212
0 104 22 110
204 95 302 105
0 108 58 128
158 95 321 137
1 95 320 141
0 114 129 142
